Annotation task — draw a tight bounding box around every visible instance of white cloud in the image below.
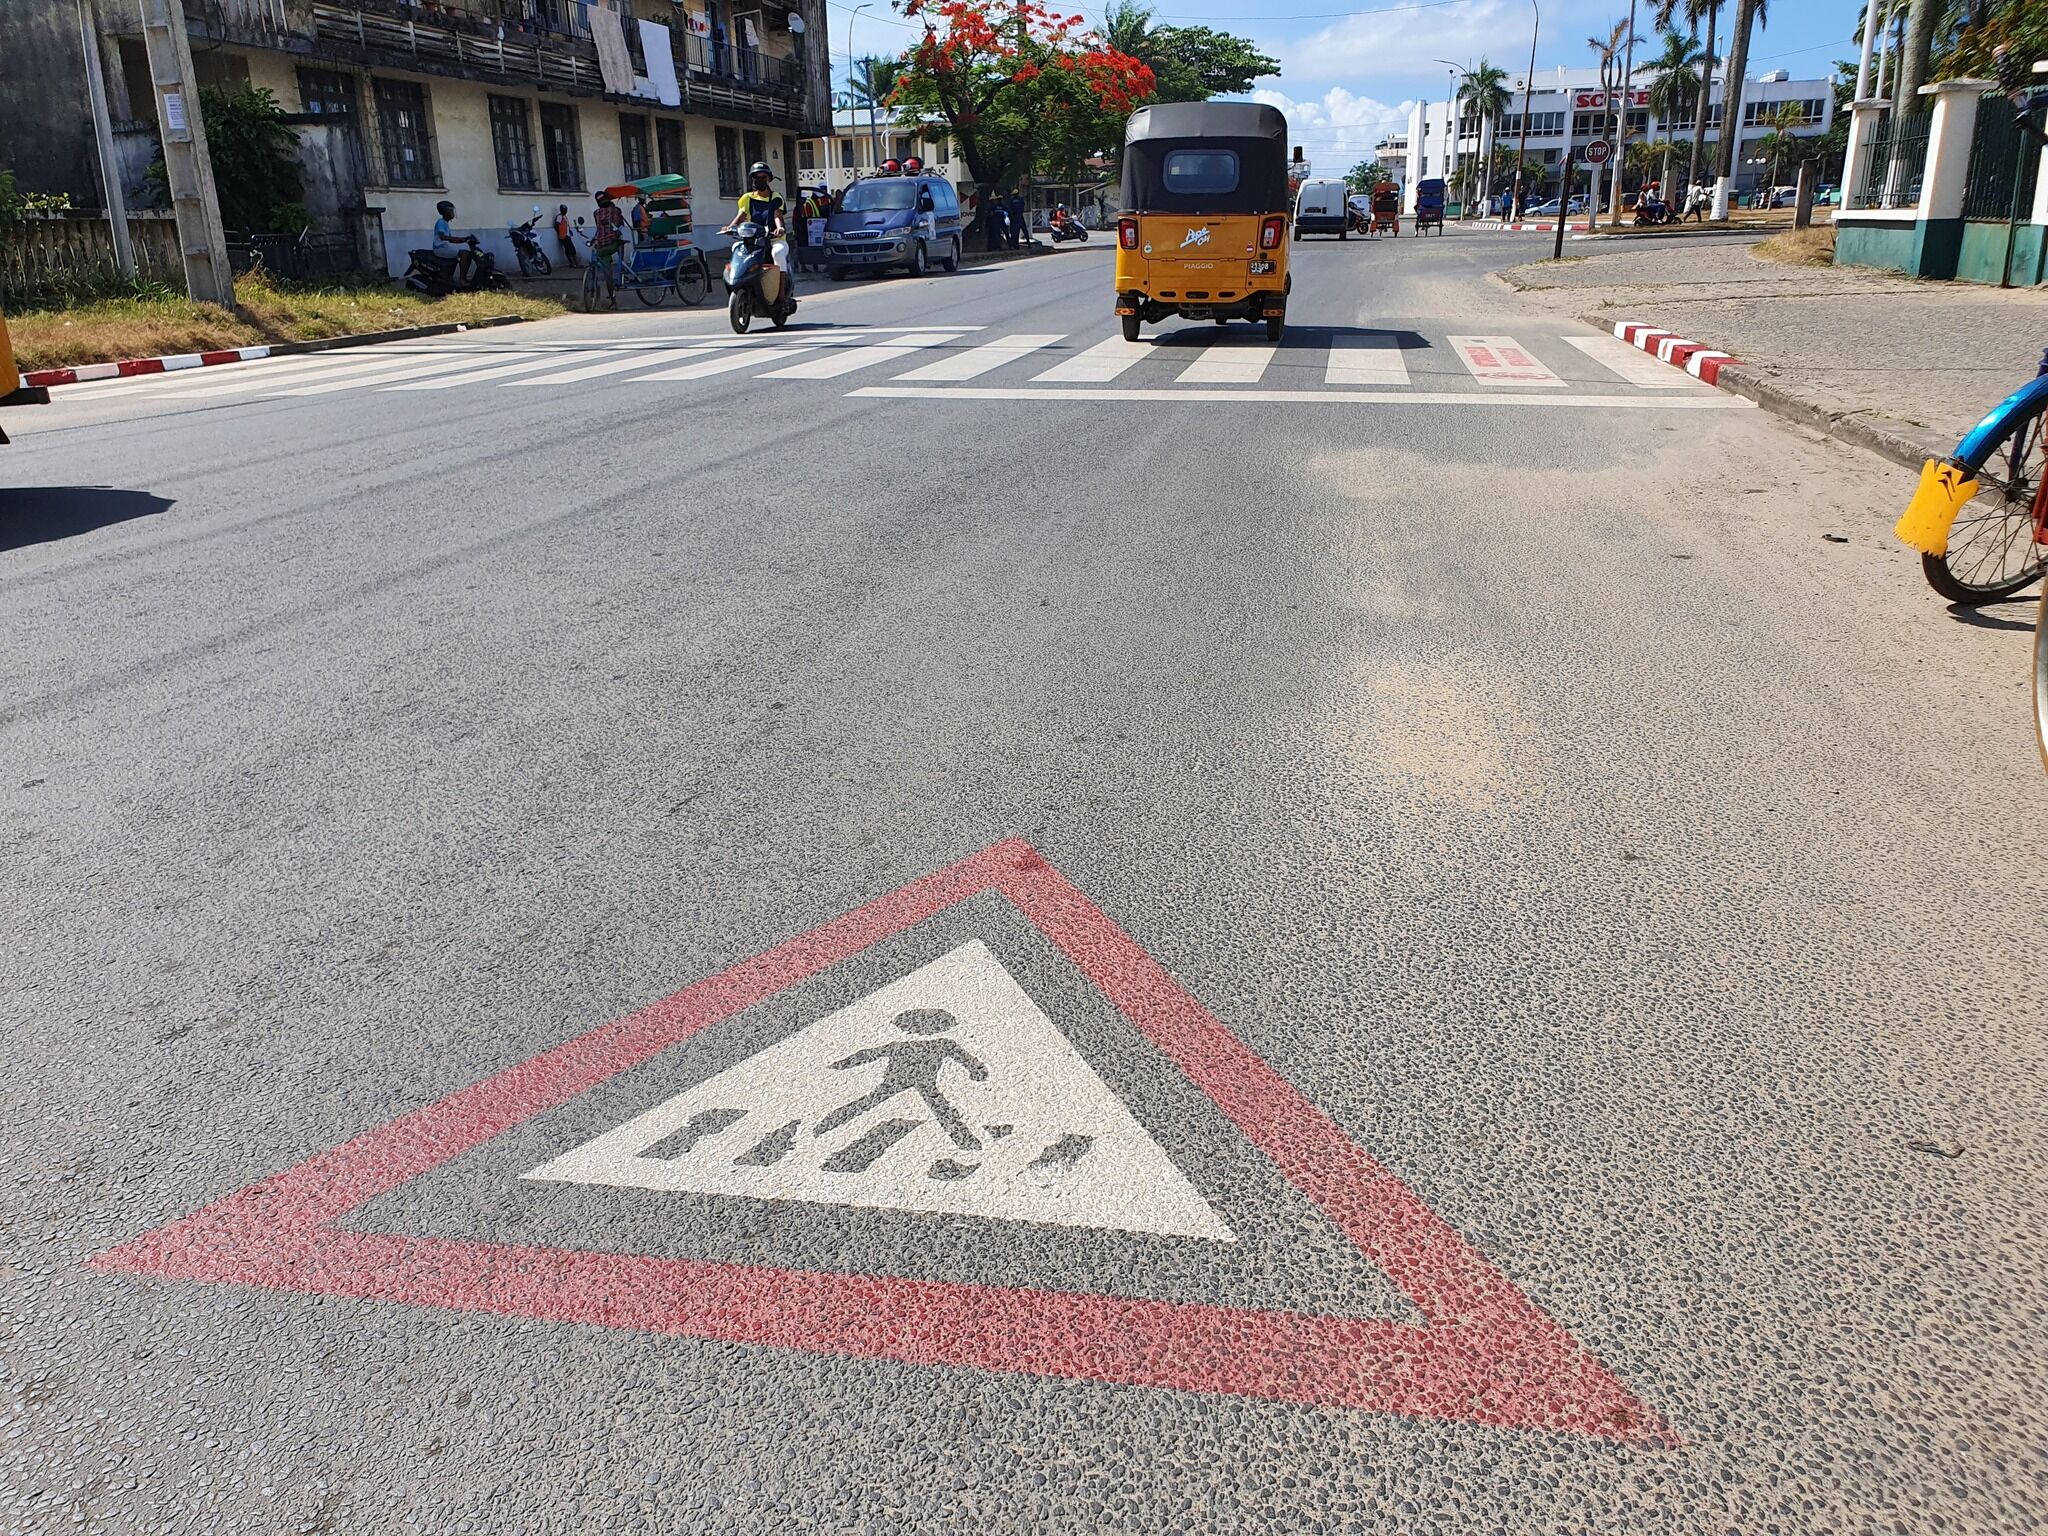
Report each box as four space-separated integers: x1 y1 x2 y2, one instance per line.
1251 86 1417 166
1273 0 1549 87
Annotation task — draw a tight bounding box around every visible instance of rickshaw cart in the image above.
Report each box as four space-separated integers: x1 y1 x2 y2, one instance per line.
1368 183 1401 236
601 174 711 306
1413 177 1446 234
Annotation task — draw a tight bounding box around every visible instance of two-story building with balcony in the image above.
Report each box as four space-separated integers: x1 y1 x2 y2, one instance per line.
4 0 830 277
796 107 957 198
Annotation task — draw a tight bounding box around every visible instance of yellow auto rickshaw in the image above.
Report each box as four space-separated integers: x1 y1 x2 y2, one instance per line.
0 310 50 445
1114 101 1290 343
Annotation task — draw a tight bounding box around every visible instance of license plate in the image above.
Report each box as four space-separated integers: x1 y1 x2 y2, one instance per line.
1894 459 1979 556
1249 259 1275 274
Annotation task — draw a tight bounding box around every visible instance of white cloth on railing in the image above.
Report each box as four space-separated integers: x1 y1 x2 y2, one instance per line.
639 18 680 105
588 5 635 96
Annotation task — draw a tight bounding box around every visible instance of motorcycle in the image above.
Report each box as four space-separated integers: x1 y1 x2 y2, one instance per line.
1048 214 1090 244
402 237 505 296
723 220 796 333
508 207 552 277
1633 199 1678 227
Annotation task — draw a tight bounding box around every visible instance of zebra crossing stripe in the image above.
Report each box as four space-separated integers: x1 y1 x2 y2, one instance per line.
271 351 545 396
1323 332 1411 387
1450 335 1565 387
893 333 1066 382
1558 334 1694 390
506 345 727 386
634 338 842 381
1176 343 1277 386
757 332 964 380
1033 335 1151 383
385 349 605 390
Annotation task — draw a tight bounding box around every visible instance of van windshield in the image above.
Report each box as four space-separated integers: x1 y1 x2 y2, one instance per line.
841 181 921 212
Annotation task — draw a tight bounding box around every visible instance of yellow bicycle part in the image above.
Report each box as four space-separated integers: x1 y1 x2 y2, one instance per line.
1894 459 1979 557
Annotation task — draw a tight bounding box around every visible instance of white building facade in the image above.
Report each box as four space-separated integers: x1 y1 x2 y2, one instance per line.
1401 65 1834 214
797 108 959 196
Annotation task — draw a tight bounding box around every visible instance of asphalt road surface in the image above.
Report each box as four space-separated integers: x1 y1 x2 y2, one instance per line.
5 231 2045 1535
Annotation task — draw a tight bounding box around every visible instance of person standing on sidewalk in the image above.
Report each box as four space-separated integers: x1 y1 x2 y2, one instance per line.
553 204 579 268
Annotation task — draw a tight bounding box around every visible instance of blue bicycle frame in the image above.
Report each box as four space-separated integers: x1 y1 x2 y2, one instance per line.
1956 346 2048 465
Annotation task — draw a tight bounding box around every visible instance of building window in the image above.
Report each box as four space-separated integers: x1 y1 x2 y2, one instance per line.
373 78 437 187
619 112 651 180
838 138 854 169
540 102 583 191
1571 110 1607 139
656 117 686 177
1500 110 1563 136
891 134 911 162
298 67 357 121
489 95 538 189
798 139 817 171
742 128 766 175
1745 97 1824 127
716 125 741 196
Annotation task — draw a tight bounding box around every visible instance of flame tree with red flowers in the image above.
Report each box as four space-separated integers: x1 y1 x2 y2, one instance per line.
890 0 1156 246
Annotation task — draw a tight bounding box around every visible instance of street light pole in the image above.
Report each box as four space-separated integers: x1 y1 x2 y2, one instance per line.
1436 61 1463 213
1516 1 1539 218
847 1 872 175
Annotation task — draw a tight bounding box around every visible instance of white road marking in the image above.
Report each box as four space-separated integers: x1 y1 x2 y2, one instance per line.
1324 332 1412 387
100 351 427 400
383 349 618 389
1559 333 1698 389
892 333 1065 381
1032 335 1152 383
505 346 724 386
1176 343 1277 386
1450 334 1566 387
756 331 964 379
525 939 1235 1242
850 385 1752 409
633 338 841 381
48 357 333 401
268 350 545 396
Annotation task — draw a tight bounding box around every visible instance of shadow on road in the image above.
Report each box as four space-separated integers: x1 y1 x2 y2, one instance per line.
0 487 175 552
1945 599 2038 633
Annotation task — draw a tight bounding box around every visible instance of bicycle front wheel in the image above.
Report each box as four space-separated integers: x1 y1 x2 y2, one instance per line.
581 262 602 312
674 257 709 307
1925 394 2048 605
2034 583 2048 773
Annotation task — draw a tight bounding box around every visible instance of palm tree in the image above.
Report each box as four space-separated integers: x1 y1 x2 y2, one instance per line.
1586 19 1634 227
1711 0 1770 211
847 54 899 169
1753 100 1813 199
1653 0 1721 205
1636 28 1705 193
1457 59 1513 214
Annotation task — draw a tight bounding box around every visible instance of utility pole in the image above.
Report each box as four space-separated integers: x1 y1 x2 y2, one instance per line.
1552 97 1575 259
139 0 233 304
1515 1 1539 219
77 0 134 279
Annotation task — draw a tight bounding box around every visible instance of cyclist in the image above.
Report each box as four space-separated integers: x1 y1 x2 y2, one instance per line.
723 161 792 291
590 189 626 302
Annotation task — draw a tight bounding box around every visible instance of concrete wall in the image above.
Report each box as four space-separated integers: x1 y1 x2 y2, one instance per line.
1956 219 2048 286
1833 216 1922 276
0 0 105 208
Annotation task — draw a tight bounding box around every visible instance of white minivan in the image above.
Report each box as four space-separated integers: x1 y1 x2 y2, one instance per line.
1294 178 1350 240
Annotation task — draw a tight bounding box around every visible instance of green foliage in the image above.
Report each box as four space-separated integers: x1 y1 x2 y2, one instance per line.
1635 29 1705 127
1457 60 1512 124
1928 0 2048 78
1344 160 1386 193
0 169 72 227
198 84 307 236
1104 2 1276 103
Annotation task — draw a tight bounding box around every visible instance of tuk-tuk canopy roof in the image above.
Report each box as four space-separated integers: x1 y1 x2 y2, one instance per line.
602 174 691 201
1119 102 1289 217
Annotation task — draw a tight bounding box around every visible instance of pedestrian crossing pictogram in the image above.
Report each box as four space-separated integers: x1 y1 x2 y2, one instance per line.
525 939 1236 1241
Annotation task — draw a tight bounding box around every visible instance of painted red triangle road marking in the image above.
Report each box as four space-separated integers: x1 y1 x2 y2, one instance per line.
92 839 1670 1442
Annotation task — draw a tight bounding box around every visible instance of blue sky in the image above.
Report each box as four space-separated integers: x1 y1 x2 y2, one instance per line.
831 0 1866 168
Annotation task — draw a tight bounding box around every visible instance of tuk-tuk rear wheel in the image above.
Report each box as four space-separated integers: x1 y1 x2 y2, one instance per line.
1265 315 1284 343
1121 314 1141 342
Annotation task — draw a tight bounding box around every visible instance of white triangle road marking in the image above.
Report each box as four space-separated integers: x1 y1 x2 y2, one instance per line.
1449 334 1566 387
1032 334 1152 384
1324 332 1411 387
892 333 1065 382
524 939 1235 1242
756 331 965 380
1176 343 1276 386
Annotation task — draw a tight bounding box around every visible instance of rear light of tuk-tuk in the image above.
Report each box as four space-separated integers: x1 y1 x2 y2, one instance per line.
1260 216 1285 249
1118 218 1139 249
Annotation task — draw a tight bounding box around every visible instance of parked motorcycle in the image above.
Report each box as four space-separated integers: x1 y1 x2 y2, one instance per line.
1048 214 1090 244
724 221 795 333
508 206 551 277
402 238 505 296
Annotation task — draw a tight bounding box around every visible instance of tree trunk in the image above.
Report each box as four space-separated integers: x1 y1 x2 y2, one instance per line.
1712 0 1757 218
1894 0 1935 110
1691 1 1718 203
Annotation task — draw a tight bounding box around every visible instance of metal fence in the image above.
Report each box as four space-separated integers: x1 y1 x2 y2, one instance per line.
1855 107 1932 210
224 230 361 280
0 214 184 309
1963 90 2042 221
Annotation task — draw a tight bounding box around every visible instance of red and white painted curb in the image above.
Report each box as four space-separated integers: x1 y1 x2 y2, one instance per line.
24 345 271 390
1611 320 1737 385
1471 219 1591 233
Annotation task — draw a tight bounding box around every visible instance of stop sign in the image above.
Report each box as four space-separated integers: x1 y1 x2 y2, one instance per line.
1584 139 1612 165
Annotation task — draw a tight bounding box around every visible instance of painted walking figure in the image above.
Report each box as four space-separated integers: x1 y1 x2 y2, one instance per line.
814 1008 987 1150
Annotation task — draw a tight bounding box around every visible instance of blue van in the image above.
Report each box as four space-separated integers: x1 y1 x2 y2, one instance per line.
823 175 964 279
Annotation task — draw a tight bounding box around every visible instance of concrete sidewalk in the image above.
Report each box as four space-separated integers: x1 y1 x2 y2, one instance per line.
1499 230 2048 461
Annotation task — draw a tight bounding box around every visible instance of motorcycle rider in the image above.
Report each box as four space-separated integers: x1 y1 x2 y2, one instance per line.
431 199 480 289
723 161 792 291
